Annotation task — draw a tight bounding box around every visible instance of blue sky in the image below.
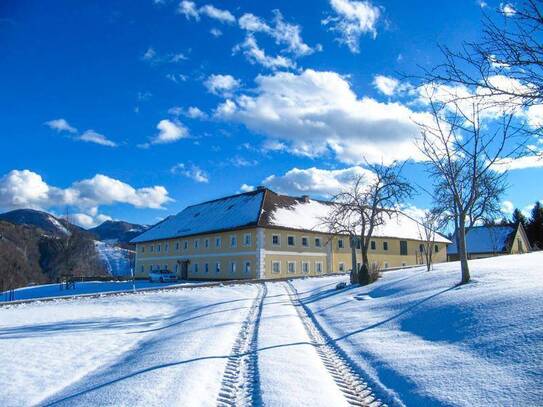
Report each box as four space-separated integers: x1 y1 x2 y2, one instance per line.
0 0 540 227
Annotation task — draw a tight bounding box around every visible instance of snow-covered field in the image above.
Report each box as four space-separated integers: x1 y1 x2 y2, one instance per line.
0 252 541 406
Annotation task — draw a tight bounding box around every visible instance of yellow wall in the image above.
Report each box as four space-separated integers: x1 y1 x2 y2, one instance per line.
135 227 449 280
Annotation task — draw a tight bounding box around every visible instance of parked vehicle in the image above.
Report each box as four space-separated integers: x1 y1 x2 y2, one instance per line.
149 270 178 283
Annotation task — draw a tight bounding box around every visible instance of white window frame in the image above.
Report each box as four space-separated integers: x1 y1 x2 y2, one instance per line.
272 261 281 273
205 263 209 273
383 241 389 251
287 261 296 273
315 261 323 273
175 241 180 251
149 265 153 271
215 262 221 273
164 243 169 252
301 236 309 247
230 235 237 248
370 240 376 251
287 235 295 247
215 237 222 248
302 261 309 273
272 234 280 246
157 244 161 253
244 261 251 273
140 246 145 253
243 233 251 247
150 245 154 253
338 239 344 249
204 238 210 249
175 264 179 273
141 265 144 273
194 239 200 249
339 262 345 272
315 237 321 247
194 263 199 273
230 261 237 273
183 240 188 250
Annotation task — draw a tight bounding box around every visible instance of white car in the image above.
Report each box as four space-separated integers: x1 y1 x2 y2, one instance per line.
149 270 178 283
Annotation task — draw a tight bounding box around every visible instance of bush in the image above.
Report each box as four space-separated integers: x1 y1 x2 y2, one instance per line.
368 263 381 284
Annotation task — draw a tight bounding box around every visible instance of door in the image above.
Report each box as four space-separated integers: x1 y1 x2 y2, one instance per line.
181 261 188 280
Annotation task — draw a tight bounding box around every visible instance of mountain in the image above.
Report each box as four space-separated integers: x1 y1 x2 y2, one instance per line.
89 220 149 244
0 209 79 237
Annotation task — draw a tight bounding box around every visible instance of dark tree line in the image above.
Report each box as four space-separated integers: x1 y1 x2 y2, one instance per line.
505 202 543 249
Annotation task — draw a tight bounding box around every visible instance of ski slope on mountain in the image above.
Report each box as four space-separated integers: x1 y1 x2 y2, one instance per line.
94 241 132 276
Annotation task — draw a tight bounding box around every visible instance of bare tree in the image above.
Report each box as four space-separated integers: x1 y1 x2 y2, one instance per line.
416 210 444 272
323 162 413 285
415 89 526 284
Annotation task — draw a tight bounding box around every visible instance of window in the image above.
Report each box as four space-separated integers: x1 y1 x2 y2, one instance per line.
140 246 145 253
244 233 251 246
400 240 408 256
401 262 406 267
419 244 424 253
157 244 161 253
175 264 179 273
141 265 144 273
150 245 154 253
163 264 168 270
204 239 210 249
164 243 169 252
230 235 237 248
272 234 280 245
205 263 209 273
272 261 280 273
183 241 188 250
175 241 180 251
434 244 439 253
287 236 295 246
302 261 309 273
315 237 321 247
215 262 221 273
383 262 389 269
215 237 222 248
370 240 376 250
149 265 153 271
194 239 199 249
194 263 199 273
302 237 309 247
338 239 344 249
244 261 251 273
287 261 296 273
339 262 345 272
230 262 237 273
315 262 323 273
383 241 388 251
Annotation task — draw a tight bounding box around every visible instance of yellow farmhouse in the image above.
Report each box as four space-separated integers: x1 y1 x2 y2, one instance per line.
131 187 451 280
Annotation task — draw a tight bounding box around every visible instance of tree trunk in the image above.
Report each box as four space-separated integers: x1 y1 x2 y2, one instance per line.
350 238 357 284
457 215 471 284
359 241 370 285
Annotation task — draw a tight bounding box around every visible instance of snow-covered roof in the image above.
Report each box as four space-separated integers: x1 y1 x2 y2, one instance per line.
131 189 265 243
448 225 516 255
131 188 451 244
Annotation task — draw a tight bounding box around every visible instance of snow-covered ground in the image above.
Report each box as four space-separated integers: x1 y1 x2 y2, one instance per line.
0 252 541 406
94 241 133 276
291 252 543 406
1 280 196 302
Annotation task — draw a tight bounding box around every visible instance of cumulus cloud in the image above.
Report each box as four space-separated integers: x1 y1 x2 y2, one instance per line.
0 169 172 219
210 28 223 37
204 74 241 96
323 0 381 53
178 1 235 23
215 69 428 164
233 35 295 70
149 119 188 145
501 200 514 214
239 183 255 192
45 118 77 134
262 166 375 197
373 75 399 96
168 106 208 119
171 163 209 183
71 212 112 229
493 155 543 172
78 130 117 147
500 2 516 16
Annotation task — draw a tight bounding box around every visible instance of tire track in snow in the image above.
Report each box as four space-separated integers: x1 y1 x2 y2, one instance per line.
217 283 267 407
285 281 386 407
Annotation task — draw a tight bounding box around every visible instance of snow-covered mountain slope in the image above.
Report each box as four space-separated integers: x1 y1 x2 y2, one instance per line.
94 241 133 276
0 209 75 237
89 220 149 244
292 252 543 406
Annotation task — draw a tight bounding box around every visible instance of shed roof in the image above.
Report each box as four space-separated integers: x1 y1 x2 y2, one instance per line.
447 224 517 255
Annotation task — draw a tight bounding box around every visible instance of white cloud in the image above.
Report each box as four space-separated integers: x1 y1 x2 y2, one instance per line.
78 130 117 147
233 35 295 70
239 13 270 32
210 28 223 37
262 166 375 197
373 75 399 96
0 169 172 214
45 118 77 134
493 155 543 172
178 1 235 23
151 119 188 144
323 0 381 53
186 106 208 119
478 0 487 8
142 47 187 64
142 47 157 61
204 74 241 96
171 163 209 183
165 73 188 83
215 69 427 164
230 156 258 167
71 212 112 228
501 200 514 214
500 3 516 16
239 183 255 192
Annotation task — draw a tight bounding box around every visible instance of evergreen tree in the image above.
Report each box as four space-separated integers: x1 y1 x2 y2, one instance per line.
512 209 527 228
527 202 543 250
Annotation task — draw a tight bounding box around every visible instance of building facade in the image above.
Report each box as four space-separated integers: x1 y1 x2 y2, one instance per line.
131 188 450 280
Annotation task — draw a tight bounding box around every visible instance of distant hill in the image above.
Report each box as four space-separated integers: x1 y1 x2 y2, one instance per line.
0 209 81 237
89 220 149 244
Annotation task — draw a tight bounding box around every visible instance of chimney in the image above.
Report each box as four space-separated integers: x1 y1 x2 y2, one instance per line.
301 195 310 203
